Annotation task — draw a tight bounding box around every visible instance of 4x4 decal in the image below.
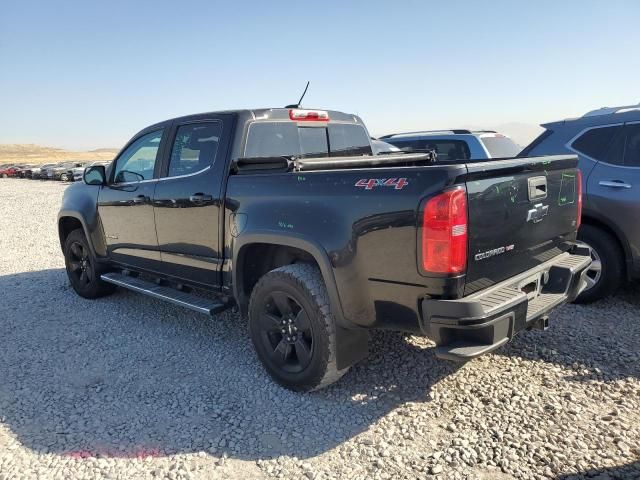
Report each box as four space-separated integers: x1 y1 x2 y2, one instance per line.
355 178 409 190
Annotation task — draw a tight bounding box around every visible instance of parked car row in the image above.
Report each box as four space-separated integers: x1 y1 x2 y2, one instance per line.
0 161 112 181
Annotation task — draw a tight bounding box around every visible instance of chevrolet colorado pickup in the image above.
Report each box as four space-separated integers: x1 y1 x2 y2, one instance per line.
58 107 591 391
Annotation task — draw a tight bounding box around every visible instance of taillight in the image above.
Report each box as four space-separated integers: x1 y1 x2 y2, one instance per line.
576 169 583 230
420 188 468 275
289 109 329 121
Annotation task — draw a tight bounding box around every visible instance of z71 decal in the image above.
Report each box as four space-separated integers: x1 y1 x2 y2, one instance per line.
355 178 409 190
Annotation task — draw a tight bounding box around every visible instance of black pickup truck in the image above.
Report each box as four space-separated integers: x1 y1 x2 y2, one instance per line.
58 107 591 391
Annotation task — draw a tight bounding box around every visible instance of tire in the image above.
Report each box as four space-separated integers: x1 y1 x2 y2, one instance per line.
1 173 7 178
60 173 69 182
574 224 624 303
248 264 349 392
63 229 115 299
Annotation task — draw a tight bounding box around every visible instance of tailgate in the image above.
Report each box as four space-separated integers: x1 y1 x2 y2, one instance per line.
464 155 580 295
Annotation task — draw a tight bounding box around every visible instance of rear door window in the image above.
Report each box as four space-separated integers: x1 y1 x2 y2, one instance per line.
571 125 622 161
167 122 223 177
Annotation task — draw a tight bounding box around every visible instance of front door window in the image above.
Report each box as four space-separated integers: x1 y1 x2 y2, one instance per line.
112 130 163 183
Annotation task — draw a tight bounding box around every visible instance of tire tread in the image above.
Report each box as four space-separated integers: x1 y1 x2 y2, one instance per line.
249 263 348 391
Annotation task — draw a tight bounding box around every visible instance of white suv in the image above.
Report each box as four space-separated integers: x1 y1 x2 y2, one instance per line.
380 129 521 161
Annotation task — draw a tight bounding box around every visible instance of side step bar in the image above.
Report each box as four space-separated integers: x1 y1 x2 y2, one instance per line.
101 272 229 316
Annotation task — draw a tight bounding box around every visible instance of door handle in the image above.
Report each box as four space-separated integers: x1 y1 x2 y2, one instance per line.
132 195 149 204
599 180 632 189
189 193 213 203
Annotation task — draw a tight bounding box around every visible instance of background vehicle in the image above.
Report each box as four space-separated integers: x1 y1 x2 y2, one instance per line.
520 104 640 302
380 130 522 161
41 162 80 180
58 108 589 391
371 138 400 155
29 164 55 179
15 164 37 178
0 164 18 178
51 162 85 181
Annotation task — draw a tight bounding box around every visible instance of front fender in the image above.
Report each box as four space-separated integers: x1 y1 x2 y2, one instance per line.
58 184 107 258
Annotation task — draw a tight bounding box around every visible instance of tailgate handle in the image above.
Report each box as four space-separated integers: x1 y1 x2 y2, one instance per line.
528 176 547 200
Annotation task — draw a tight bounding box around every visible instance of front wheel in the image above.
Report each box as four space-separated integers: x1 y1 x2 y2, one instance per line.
60 173 69 182
64 229 115 299
248 264 349 392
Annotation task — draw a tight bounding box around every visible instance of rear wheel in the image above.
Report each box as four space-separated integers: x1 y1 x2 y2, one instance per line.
574 224 624 303
248 264 348 391
64 229 115 299
1 173 7 178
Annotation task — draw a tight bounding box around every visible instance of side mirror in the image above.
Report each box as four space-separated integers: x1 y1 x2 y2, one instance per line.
84 165 106 185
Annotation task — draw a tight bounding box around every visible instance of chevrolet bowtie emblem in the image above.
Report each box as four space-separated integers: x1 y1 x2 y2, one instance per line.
526 203 549 223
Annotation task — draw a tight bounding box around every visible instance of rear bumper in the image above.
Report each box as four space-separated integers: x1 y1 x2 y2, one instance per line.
420 248 591 361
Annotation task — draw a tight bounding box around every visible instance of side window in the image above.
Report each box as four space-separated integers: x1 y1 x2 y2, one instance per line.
602 127 626 166
168 122 223 177
113 130 163 183
623 124 640 167
571 125 621 161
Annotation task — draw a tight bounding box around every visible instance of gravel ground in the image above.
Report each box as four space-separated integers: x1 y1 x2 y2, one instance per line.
0 178 638 480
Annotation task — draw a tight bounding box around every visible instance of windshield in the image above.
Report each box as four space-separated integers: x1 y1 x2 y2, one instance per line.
480 135 521 158
244 122 372 158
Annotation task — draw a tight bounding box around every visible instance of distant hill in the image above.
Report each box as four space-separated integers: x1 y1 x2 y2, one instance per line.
0 144 118 164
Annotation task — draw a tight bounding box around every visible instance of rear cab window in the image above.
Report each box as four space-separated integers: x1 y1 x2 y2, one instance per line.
244 122 372 159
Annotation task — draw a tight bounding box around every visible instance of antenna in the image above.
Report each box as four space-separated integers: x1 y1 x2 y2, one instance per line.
285 81 310 108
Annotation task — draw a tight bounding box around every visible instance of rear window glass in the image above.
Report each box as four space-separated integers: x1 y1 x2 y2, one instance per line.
571 125 621 161
386 139 470 161
244 122 371 158
299 127 328 157
480 136 521 158
328 124 372 157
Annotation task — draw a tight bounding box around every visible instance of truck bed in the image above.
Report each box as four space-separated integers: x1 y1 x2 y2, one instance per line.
225 153 580 331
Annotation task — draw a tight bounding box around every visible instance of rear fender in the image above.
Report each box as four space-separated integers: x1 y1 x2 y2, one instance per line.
232 232 369 370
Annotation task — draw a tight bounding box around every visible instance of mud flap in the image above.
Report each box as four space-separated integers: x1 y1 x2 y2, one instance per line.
335 326 369 370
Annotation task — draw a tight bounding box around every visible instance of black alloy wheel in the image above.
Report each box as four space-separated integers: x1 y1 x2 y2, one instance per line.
258 291 314 373
248 264 349 391
68 241 94 287
63 229 115 299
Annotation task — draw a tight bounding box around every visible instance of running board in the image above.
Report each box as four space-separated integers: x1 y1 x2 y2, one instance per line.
100 272 229 316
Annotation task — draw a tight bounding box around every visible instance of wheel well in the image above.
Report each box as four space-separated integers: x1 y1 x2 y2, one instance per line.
580 215 628 277
237 243 318 310
58 217 83 249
